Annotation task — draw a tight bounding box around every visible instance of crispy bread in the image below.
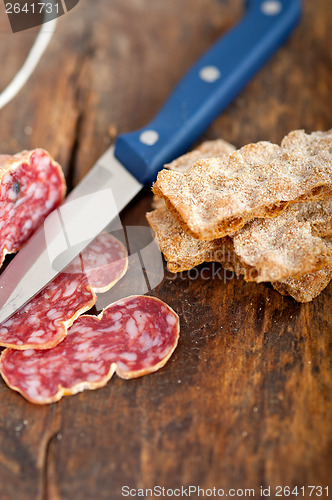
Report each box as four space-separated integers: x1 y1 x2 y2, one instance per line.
272 267 332 302
152 139 235 209
148 198 332 281
232 199 332 281
153 130 332 240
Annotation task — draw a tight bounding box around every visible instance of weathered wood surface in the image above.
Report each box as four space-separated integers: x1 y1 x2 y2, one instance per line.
0 0 331 499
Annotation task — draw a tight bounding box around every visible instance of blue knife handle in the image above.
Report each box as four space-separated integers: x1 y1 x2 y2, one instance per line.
115 0 301 184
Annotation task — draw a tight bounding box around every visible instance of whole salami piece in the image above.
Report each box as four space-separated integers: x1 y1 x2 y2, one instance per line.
0 296 180 404
0 233 128 350
0 149 66 267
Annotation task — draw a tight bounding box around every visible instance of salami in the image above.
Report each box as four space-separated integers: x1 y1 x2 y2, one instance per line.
0 233 128 350
0 149 66 267
0 296 180 404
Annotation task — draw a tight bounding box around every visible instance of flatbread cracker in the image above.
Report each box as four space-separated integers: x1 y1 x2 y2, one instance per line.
147 206 332 301
153 130 332 240
165 139 236 172
272 267 332 302
147 207 232 272
233 199 332 281
147 207 258 279
152 139 235 210
148 198 332 280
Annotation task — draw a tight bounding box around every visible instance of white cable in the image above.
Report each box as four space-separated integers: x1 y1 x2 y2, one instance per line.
0 18 57 110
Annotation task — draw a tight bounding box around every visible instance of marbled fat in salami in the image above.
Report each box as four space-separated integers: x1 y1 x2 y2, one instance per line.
0 233 128 350
0 149 66 267
0 296 180 404
66 232 128 293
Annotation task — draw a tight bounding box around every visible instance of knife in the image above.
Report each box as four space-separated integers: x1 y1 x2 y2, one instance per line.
0 0 301 324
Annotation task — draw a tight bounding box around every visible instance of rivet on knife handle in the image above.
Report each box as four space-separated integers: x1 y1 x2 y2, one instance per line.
115 0 301 184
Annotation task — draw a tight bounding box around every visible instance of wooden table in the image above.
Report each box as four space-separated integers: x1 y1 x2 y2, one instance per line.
0 1 331 498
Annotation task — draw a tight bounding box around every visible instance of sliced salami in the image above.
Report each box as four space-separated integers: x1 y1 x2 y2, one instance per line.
66 232 127 293
0 149 66 267
0 233 128 350
0 296 180 404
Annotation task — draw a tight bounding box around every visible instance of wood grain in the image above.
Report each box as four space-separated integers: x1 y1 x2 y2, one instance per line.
0 1 331 499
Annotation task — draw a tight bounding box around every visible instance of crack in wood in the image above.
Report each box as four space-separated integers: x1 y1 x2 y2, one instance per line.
39 406 62 500
41 431 61 500
64 21 95 191
66 111 84 192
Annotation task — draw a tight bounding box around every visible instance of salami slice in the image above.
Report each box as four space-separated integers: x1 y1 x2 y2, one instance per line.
0 296 180 404
0 233 128 350
0 149 66 267
66 232 127 293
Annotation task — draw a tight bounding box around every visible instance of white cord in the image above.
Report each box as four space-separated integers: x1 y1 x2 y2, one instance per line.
0 18 57 110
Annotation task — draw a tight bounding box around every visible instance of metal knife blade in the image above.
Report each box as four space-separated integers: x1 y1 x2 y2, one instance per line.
0 0 301 324
0 147 141 324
